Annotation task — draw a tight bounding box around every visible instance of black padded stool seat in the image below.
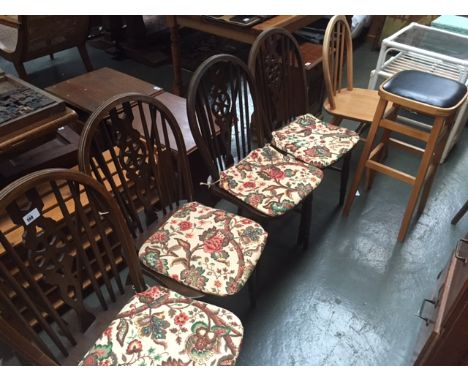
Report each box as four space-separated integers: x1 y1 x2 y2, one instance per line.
383 70 467 108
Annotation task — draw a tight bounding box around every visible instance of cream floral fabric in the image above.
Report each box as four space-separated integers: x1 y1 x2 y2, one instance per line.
80 285 243 366
139 202 267 296
271 113 359 168
219 144 323 217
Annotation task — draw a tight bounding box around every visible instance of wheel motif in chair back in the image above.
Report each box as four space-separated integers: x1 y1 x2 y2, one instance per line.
263 37 284 94
108 104 158 224
208 70 237 168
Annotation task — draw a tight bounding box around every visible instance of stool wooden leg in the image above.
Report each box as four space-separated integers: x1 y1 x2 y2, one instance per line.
398 117 445 242
364 105 398 191
416 121 450 216
343 98 388 216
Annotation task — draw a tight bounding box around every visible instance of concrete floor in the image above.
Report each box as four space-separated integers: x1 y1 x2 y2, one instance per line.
0 29 467 366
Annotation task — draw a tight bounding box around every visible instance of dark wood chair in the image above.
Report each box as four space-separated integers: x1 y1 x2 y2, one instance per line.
0 16 93 80
0 169 244 365
187 54 324 249
248 27 359 205
78 93 267 299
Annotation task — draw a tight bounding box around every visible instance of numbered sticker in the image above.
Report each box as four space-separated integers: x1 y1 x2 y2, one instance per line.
22 208 40 225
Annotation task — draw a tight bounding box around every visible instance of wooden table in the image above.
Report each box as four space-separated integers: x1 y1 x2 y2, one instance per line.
46 67 198 150
166 15 321 95
46 67 163 120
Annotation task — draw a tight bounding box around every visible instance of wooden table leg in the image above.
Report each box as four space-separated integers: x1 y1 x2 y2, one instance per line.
166 16 182 96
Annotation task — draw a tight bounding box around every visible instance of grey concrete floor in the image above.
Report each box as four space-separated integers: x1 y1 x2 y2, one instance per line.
0 31 467 366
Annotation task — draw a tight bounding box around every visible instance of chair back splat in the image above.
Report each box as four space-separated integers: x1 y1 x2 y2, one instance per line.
79 93 193 236
248 27 308 137
187 54 264 182
322 15 354 110
0 169 145 364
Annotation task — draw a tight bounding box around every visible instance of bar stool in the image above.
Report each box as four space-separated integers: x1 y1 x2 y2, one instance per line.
343 70 468 242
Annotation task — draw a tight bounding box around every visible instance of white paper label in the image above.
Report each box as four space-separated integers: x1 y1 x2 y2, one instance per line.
22 208 40 225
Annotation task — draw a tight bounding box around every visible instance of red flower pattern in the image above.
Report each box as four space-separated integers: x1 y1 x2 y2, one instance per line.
174 312 189 326
203 231 226 253
138 286 166 301
80 284 245 366
138 202 266 296
104 327 112 338
150 230 169 242
126 339 143 354
266 167 285 180
178 221 192 230
243 181 255 188
248 194 263 207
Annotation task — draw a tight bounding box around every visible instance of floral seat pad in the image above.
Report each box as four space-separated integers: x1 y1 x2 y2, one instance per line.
80 285 243 366
219 144 323 217
139 202 267 296
271 113 359 168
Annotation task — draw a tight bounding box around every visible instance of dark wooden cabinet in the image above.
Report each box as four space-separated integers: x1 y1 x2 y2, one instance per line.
414 236 468 365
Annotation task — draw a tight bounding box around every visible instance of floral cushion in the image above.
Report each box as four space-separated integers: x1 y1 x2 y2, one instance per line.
271 113 359 168
139 202 267 296
80 285 243 366
219 144 323 217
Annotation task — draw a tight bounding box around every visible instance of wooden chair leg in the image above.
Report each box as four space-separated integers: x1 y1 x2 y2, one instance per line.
356 121 370 136
78 43 93 72
397 117 445 242
331 116 343 126
247 269 257 308
297 193 313 249
451 200 468 225
343 98 388 216
13 62 28 80
339 151 352 205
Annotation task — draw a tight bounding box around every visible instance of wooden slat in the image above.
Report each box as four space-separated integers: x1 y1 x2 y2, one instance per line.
380 119 431 142
388 137 425 155
366 160 416 185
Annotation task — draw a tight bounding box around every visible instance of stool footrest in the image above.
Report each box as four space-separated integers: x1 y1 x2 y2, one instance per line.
381 119 430 142
366 159 416 185
388 138 425 155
